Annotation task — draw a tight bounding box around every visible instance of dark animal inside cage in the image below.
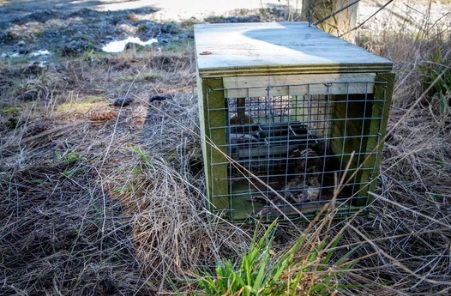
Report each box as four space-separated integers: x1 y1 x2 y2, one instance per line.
225 94 350 215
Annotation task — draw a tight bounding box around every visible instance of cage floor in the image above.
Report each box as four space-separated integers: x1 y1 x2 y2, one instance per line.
230 181 329 221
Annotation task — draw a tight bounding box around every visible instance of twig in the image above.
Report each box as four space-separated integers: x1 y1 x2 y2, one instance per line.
313 0 361 26
339 0 395 38
369 192 451 230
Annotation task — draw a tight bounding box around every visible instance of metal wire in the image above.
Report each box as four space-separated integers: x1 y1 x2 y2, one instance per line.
206 80 387 222
313 0 361 26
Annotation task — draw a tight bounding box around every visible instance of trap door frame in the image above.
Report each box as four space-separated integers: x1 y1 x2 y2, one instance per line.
198 72 394 221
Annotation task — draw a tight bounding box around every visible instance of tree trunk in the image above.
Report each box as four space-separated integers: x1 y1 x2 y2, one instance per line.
301 0 358 41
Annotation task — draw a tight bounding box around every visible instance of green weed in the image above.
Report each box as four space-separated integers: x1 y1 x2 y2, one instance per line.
419 48 451 114
196 220 360 295
55 150 83 165
0 106 20 115
130 144 153 166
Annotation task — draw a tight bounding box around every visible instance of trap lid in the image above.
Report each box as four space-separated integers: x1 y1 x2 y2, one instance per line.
194 22 392 77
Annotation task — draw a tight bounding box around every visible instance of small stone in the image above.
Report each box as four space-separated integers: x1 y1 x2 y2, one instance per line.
113 96 134 107
16 90 39 101
24 122 48 136
150 94 172 103
125 42 145 51
62 40 93 56
24 61 44 75
6 117 21 129
18 48 29 55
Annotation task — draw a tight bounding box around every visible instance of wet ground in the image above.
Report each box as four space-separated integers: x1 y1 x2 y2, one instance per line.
0 0 285 62
1 0 448 64
0 1 187 61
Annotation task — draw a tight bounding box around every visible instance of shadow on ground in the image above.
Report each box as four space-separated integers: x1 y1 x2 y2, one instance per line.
0 156 151 295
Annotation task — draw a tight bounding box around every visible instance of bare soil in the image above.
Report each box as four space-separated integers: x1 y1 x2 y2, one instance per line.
1 0 448 63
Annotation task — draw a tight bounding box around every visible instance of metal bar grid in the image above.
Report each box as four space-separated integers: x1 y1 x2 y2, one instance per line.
205 80 387 222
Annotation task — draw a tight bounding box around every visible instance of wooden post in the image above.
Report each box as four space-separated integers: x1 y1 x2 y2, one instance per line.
301 0 359 41
362 72 394 204
198 77 230 215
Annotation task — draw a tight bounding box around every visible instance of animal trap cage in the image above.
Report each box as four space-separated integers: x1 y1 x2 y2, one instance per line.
195 22 394 222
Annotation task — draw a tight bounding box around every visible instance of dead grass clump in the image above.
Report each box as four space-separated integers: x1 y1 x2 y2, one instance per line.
0 62 67 105
0 157 150 295
99 91 251 291
337 3 451 292
361 105 451 293
125 156 212 282
105 148 251 292
88 109 118 121
356 1 450 111
142 93 199 155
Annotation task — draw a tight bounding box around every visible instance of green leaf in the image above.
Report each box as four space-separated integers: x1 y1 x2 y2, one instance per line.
319 236 341 271
253 250 270 292
335 243 363 266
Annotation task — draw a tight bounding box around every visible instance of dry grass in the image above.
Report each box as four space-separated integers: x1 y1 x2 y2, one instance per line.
1 1 451 294
0 126 152 294
340 2 451 294
0 43 251 294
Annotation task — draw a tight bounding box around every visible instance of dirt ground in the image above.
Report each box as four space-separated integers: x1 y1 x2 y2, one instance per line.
0 0 282 29
1 0 448 62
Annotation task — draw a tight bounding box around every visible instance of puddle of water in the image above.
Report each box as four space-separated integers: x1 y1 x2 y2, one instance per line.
1 52 20 58
30 50 51 57
1 50 51 59
102 37 158 53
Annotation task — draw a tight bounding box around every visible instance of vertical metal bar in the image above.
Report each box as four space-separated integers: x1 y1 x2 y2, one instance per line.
305 84 312 190
284 86 292 193
265 86 271 202
225 88 234 221
345 83 352 215
354 82 370 201
339 82 350 189
206 89 215 213
246 87 252 220
320 83 332 211
372 82 387 180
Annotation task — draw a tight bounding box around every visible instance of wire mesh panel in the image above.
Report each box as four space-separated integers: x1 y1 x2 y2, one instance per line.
205 80 389 222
